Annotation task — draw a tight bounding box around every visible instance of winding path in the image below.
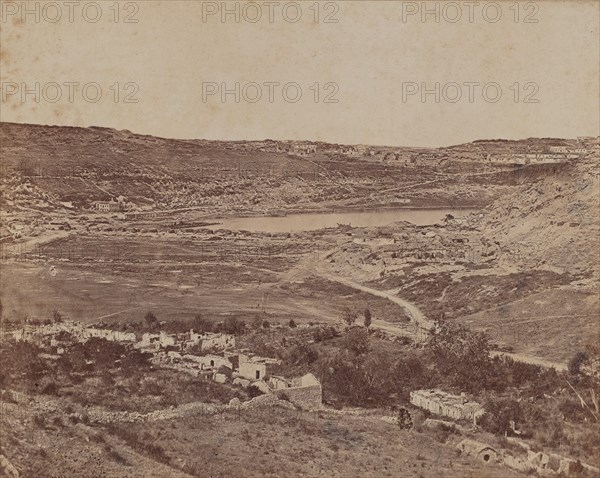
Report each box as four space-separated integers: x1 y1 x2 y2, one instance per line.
299 256 567 370
301 259 434 340
490 351 567 372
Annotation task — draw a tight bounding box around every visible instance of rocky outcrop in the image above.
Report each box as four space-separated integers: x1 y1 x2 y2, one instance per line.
239 393 295 411
0 455 20 478
84 401 226 424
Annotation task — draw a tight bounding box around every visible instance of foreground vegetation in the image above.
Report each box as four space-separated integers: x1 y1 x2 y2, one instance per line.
2 309 598 469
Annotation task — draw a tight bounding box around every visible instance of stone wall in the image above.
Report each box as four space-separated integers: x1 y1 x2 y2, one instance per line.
277 384 322 410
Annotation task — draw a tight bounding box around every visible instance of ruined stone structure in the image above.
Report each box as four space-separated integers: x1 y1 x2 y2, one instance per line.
457 437 600 477
197 354 233 371
199 332 235 351
410 389 484 421
137 331 176 350
270 373 322 410
12 321 135 345
239 361 267 381
93 200 121 212
457 439 499 464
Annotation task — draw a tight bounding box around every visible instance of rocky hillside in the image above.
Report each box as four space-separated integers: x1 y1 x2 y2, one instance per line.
0 122 510 215
480 154 599 278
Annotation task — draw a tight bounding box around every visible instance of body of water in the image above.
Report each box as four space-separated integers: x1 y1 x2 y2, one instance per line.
205 208 476 233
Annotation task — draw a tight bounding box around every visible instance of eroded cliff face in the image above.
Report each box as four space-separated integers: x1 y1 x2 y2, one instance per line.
480 155 599 278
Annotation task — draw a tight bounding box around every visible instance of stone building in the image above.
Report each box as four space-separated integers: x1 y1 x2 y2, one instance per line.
199 333 235 351
269 373 322 410
456 439 499 464
93 201 121 212
410 389 484 421
83 327 136 343
197 354 233 371
137 331 176 350
239 361 267 381
11 321 135 345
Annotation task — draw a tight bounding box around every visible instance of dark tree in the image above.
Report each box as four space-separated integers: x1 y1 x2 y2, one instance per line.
568 351 589 378
193 313 211 333
363 308 372 329
52 309 63 323
223 316 246 335
0 342 48 385
342 327 370 356
428 321 503 393
397 407 413 430
341 307 357 327
144 311 159 331
247 385 264 398
479 398 522 435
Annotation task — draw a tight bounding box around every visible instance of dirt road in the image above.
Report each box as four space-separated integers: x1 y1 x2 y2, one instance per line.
300 256 568 370
490 351 567 372
301 259 435 339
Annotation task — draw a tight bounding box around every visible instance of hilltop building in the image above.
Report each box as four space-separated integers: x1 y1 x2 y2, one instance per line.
287 143 317 156
93 200 121 212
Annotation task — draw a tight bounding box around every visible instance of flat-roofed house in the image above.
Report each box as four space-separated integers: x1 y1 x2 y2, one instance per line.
239 361 268 381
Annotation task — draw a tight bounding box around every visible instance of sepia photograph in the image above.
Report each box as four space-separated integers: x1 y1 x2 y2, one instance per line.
0 1 599 477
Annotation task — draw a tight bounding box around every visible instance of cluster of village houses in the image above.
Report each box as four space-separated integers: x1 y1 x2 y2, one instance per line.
346 228 496 266
486 143 597 164
8 322 487 418
220 139 362 158
7 321 323 410
7 321 598 477
8 322 488 418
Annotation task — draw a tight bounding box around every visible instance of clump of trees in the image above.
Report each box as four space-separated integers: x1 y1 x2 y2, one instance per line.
566 343 600 423
220 316 247 335
287 342 320 366
341 307 373 330
428 321 507 393
144 311 159 331
312 326 338 343
317 328 432 407
138 312 248 336
0 341 48 390
341 307 357 327
479 397 522 435
193 314 212 333
59 337 151 374
342 328 370 356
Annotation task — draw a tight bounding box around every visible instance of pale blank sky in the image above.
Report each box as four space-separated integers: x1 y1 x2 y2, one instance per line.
1 0 598 147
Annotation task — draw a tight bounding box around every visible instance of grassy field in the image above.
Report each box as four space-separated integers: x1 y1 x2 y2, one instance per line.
1 400 192 478
0 398 528 478
459 286 600 362
0 222 414 330
0 261 305 325
1 262 412 328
